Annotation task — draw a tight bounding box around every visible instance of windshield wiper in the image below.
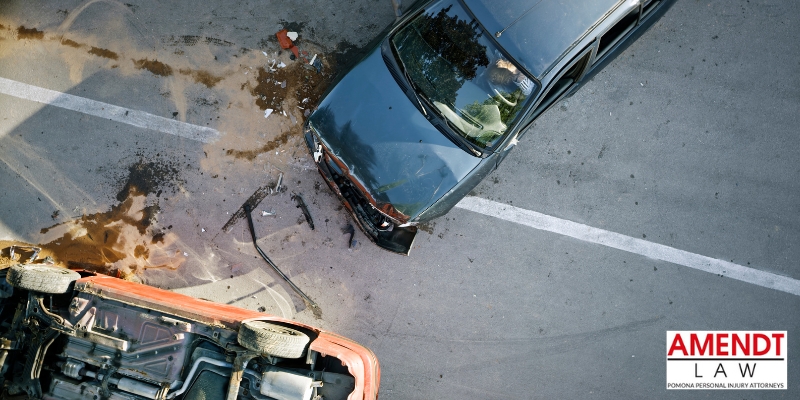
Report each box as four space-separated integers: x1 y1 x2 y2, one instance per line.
404 68 427 117
390 43 428 117
397 57 428 117
439 118 482 156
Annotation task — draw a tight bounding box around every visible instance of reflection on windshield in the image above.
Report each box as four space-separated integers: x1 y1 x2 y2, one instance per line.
391 1 536 149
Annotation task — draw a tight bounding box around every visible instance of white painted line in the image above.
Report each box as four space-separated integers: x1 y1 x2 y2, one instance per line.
455 196 800 297
0 77 219 143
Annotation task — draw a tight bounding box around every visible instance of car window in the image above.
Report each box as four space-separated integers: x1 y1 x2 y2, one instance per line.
595 7 639 61
641 0 663 19
522 47 592 128
391 1 538 150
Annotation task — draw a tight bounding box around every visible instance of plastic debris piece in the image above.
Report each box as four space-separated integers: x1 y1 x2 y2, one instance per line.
276 29 293 49
307 54 323 73
343 224 355 248
264 109 273 118
277 61 286 68
280 80 287 88
201 228 206 232
302 98 309 103
292 194 315 230
183 252 189 257
262 51 268 57
261 210 275 217
282 110 287 116
304 109 311 117
290 113 297 125
274 172 283 193
287 32 298 41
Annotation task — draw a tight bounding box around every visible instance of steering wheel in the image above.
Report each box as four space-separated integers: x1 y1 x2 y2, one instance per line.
493 88 517 107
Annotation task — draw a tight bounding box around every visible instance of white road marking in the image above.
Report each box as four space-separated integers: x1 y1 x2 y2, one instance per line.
0 77 219 143
455 196 800 297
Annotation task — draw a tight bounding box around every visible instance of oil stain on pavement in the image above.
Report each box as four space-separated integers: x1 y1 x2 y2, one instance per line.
32 158 188 280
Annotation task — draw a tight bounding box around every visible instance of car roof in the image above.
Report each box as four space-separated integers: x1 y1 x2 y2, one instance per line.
463 0 623 78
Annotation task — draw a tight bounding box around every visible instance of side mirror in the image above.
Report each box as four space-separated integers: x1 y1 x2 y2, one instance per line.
504 136 519 151
391 0 403 18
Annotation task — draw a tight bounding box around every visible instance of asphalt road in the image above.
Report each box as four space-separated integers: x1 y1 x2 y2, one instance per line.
1 0 798 399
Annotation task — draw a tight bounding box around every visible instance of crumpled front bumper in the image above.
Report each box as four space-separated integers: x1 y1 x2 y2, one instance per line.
304 126 416 255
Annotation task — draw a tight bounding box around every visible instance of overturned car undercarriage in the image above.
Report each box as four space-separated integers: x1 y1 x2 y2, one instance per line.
0 263 379 400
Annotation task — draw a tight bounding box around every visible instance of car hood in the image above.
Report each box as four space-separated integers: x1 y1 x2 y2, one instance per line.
308 44 481 221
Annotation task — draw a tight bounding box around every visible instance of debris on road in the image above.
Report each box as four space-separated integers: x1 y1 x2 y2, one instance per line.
343 224 356 248
220 185 271 233
276 29 300 59
243 204 322 318
274 172 284 193
291 194 315 230
264 108 273 118
8 245 40 264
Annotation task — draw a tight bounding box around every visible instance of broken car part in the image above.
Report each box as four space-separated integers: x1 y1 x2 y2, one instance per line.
0 265 379 399
291 193 315 230
343 224 356 248
243 204 322 317
219 185 271 233
8 245 41 264
274 172 284 193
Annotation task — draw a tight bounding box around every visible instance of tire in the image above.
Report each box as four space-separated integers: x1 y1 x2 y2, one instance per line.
6 264 81 294
238 321 309 359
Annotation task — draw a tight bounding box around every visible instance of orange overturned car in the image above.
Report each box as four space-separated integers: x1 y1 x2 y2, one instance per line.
0 261 380 400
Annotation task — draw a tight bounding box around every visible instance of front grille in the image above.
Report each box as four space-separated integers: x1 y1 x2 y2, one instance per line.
319 151 393 235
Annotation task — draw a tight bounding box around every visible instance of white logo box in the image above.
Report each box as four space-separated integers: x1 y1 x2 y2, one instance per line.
666 331 787 390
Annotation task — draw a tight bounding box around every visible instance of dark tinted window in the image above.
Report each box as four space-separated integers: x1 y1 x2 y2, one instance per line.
596 8 639 60
642 0 662 18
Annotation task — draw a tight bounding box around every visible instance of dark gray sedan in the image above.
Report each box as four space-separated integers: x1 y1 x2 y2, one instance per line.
305 0 675 254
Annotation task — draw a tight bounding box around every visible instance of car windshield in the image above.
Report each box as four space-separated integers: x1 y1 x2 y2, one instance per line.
391 0 537 149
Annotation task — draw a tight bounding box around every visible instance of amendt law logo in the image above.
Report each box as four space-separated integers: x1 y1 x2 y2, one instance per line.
666 331 787 389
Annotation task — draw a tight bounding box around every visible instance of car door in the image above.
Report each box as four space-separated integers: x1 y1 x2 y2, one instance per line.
516 46 593 137
492 46 592 170
578 0 673 90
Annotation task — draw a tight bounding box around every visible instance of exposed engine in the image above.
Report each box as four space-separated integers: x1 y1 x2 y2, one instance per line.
0 266 357 400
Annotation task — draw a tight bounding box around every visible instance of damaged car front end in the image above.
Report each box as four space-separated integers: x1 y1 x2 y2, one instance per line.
305 0 676 254
304 126 419 254
305 0 537 255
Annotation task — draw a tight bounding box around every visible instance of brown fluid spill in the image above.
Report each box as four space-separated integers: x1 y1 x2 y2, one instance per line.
151 232 165 244
134 244 149 259
2 20 333 183
225 130 297 161
179 68 224 88
3 155 188 278
116 159 182 202
88 46 119 60
248 64 328 111
215 60 332 162
17 26 43 40
34 188 185 279
134 58 173 76
61 38 81 48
